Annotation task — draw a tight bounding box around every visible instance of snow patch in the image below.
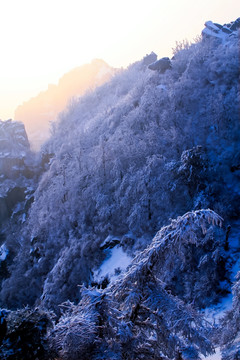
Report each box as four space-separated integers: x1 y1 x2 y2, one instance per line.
202 347 221 360
94 246 132 283
156 84 166 91
204 293 233 325
202 27 227 41
205 21 222 32
0 243 9 261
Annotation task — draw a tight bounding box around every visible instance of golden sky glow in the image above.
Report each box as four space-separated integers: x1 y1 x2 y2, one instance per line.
0 0 239 120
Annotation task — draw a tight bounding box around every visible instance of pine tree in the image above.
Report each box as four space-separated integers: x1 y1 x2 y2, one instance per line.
50 210 224 359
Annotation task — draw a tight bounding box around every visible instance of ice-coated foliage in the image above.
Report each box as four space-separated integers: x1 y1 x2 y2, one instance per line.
218 271 240 359
0 18 239 359
123 209 228 308
1 26 239 311
50 209 224 360
49 289 120 360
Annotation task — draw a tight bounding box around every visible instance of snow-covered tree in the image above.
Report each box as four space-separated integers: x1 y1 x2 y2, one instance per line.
219 272 240 360
1 20 239 318
50 209 225 360
145 208 229 307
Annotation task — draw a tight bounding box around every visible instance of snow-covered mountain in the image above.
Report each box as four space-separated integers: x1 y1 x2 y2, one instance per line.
0 18 240 360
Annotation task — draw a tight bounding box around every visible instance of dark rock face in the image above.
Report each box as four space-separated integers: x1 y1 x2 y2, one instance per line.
0 119 29 154
0 120 30 179
0 187 26 222
0 120 38 225
148 57 172 73
100 235 120 250
0 309 8 342
0 121 42 304
0 307 52 360
228 17 240 31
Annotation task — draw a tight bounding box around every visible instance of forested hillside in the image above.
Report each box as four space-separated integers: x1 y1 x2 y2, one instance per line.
0 18 239 359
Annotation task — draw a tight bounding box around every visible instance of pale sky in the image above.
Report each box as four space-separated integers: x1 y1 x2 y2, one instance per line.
0 0 239 120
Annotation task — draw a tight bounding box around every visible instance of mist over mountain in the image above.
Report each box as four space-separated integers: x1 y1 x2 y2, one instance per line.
14 59 114 151
0 18 240 360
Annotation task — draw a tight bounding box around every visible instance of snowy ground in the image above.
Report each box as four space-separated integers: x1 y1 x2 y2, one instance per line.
93 245 132 284
92 222 240 359
204 293 233 326
203 347 222 360
0 243 8 261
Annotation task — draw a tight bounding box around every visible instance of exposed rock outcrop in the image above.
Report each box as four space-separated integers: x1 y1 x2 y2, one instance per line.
202 17 240 40
0 120 37 224
148 57 172 73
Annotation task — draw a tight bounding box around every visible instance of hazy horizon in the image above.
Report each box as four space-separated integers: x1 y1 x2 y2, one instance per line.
14 59 114 150
0 0 239 120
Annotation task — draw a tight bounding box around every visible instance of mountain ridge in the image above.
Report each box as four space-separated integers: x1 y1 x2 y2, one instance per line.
14 59 115 151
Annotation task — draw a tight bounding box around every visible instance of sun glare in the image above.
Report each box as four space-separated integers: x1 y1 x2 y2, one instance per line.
0 0 239 120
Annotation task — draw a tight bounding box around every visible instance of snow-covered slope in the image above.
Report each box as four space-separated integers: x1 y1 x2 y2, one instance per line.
0 18 239 360
2 18 239 310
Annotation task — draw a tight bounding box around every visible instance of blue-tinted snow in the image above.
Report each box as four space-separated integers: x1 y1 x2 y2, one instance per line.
0 244 8 261
202 347 221 360
93 245 132 284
